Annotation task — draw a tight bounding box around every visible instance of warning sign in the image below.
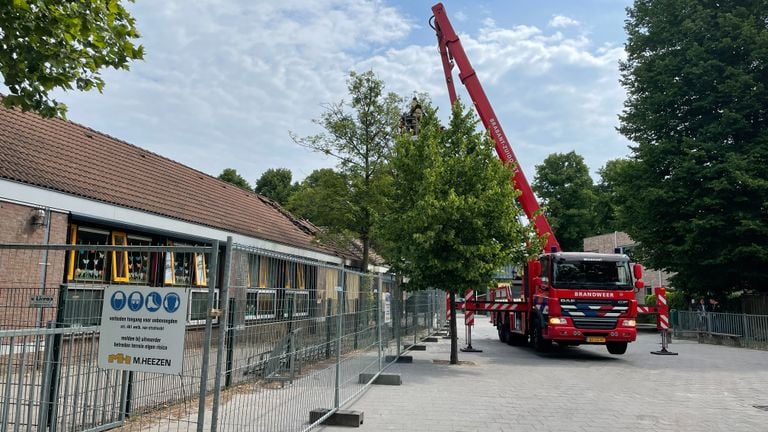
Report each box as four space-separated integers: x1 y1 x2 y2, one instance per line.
98 286 189 374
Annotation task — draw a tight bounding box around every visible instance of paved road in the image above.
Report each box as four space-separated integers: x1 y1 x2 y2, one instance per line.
319 315 768 432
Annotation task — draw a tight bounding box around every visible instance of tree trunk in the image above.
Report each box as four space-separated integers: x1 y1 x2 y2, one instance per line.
362 236 370 273
449 293 458 364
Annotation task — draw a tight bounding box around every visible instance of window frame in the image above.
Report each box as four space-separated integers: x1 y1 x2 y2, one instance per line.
61 284 105 328
164 241 209 287
164 241 176 285
68 225 110 282
245 288 277 320
111 231 130 283
193 252 208 287
126 235 152 284
188 289 218 325
290 290 310 318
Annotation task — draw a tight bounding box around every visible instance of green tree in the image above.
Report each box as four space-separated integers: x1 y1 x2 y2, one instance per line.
255 168 295 205
217 168 252 191
618 0 768 295
291 70 402 271
381 102 542 364
286 168 353 230
593 158 634 235
0 0 144 118
532 151 596 251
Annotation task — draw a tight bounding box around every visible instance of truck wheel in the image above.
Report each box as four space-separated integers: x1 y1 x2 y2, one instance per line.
498 320 510 343
532 320 552 352
508 333 527 346
606 341 628 355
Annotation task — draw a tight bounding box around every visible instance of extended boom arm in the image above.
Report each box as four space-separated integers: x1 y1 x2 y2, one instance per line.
431 2 560 252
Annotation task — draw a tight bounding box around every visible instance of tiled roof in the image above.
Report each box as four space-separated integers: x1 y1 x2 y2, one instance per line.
0 103 348 261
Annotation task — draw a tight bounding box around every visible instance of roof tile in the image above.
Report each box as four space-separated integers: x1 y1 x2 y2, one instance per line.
0 104 345 260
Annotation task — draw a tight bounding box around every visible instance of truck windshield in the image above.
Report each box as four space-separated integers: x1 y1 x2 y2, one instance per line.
553 259 632 290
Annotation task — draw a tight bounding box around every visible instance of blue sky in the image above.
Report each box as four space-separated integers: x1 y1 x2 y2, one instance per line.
40 0 635 185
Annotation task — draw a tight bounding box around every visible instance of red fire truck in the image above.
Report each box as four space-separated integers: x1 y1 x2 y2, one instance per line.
430 3 644 354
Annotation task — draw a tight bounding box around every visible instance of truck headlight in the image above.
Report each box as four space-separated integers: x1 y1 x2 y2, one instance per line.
549 317 567 325
621 319 636 327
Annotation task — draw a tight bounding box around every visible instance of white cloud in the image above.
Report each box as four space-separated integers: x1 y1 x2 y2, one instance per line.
31 0 630 186
348 15 631 179
549 15 580 28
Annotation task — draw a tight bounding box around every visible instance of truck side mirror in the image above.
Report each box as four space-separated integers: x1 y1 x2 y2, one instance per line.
633 263 643 280
634 280 644 290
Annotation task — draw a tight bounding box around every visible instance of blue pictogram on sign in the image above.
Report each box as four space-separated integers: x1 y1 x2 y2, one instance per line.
163 293 181 313
111 291 127 311
146 292 162 312
128 291 144 312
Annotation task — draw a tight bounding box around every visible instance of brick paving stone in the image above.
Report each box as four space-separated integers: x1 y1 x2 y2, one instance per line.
319 314 768 432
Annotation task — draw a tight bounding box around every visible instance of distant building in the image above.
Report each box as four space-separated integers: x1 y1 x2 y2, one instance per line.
583 232 674 303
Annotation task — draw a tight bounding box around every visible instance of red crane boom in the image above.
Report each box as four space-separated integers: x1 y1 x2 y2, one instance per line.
430 2 560 253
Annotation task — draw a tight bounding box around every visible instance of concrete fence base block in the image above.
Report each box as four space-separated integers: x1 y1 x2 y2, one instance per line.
385 355 413 363
404 344 427 351
423 337 439 342
310 408 364 427
359 373 402 385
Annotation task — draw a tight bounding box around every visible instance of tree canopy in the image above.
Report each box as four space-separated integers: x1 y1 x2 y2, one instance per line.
618 0 768 295
286 168 353 231
0 0 144 117
381 101 542 362
532 151 596 252
217 168 252 191
291 70 402 271
255 168 295 205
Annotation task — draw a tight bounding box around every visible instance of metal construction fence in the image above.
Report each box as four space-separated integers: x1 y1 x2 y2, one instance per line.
0 241 446 432
672 309 768 350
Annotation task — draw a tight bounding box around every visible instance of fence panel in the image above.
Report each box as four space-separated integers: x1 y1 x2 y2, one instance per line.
672 310 768 350
1 242 446 432
0 243 218 432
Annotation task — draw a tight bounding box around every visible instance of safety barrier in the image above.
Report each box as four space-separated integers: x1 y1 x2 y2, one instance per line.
672 310 768 350
0 241 446 431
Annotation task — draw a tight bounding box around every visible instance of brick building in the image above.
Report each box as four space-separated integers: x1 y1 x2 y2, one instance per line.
583 232 673 302
0 103 374 328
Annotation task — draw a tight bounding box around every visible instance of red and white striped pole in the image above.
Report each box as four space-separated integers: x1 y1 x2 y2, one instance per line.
460 289 482 352
651 286 677 355
464 289 475 327
445 293 451 323
656 287 669 331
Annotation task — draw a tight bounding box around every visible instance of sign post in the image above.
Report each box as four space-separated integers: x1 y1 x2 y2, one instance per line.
98 286 189 374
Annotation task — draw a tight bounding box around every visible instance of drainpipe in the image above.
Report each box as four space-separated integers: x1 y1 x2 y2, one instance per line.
37 207 51 328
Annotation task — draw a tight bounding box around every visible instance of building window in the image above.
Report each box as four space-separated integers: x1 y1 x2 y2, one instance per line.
127 235 151 284
194 252 208 286
619 245 637 262
61 287 103 327
68 225 109 282
245 289 277 320
189 290 217 325
165 242 204 286
292 290 310 317
111 232 130 282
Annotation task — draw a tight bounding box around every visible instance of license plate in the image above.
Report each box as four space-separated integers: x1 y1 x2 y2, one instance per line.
586 336 606 343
